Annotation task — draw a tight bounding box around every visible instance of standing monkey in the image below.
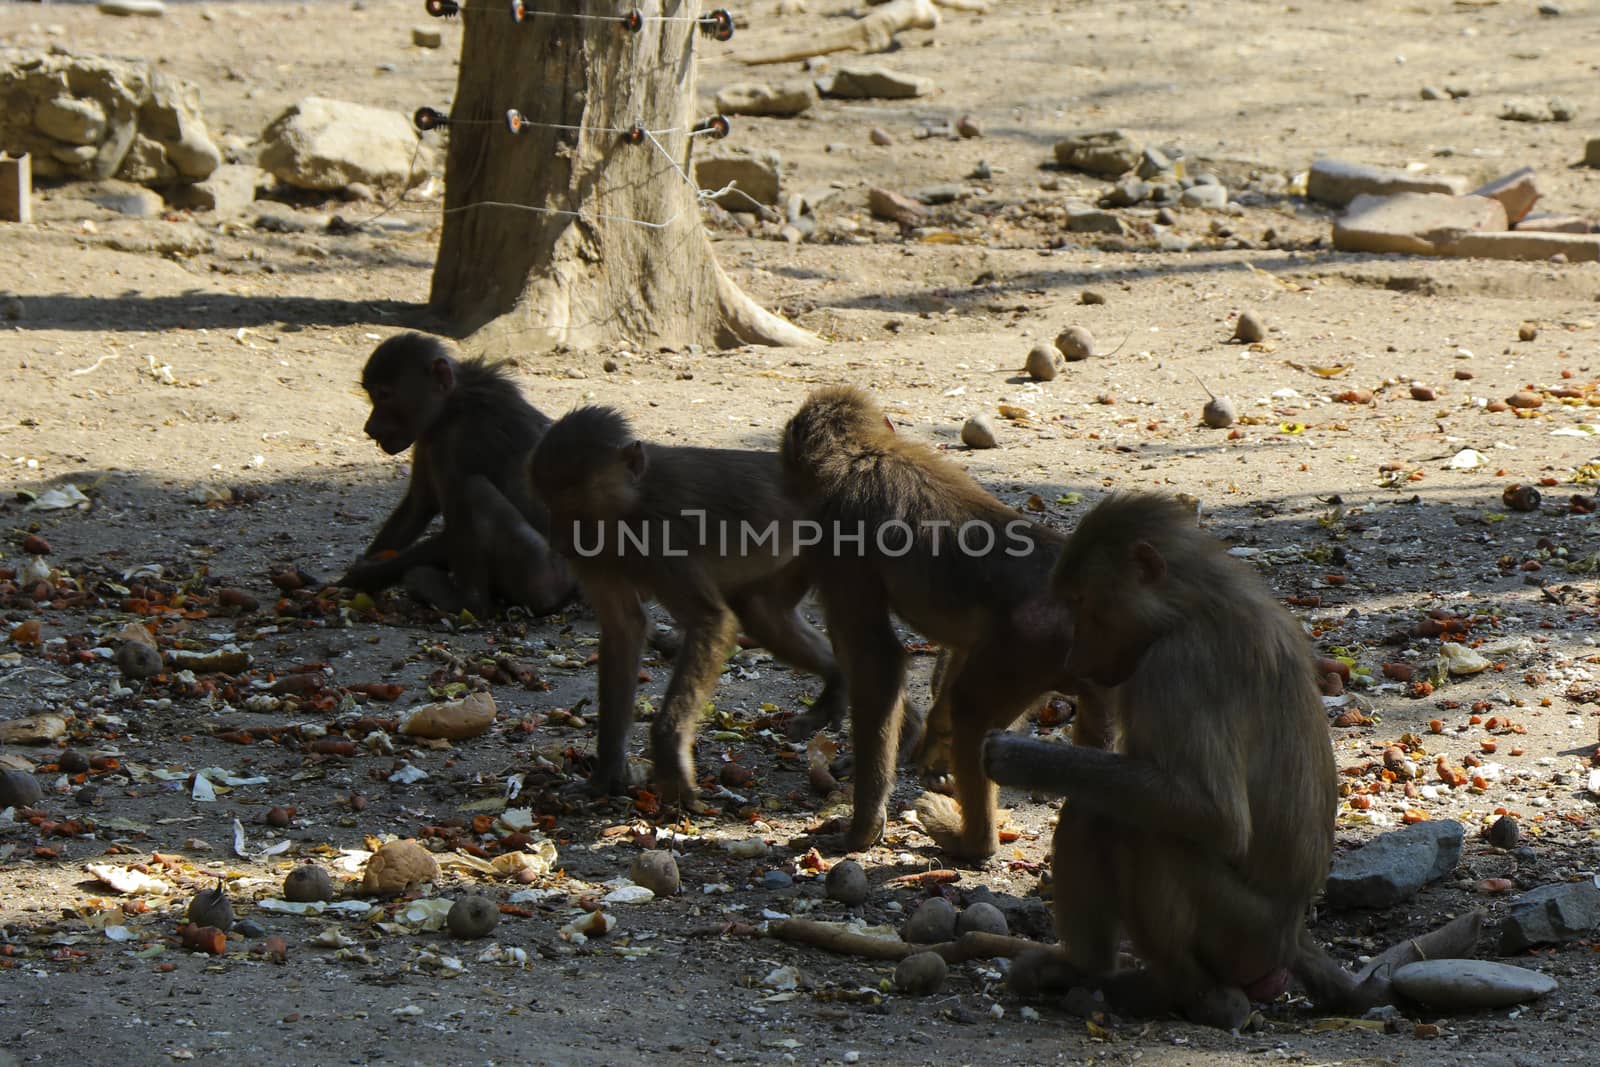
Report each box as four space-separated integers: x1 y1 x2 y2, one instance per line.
780 386 1073 860
983 493 1479 1027
528 405 846 802
338 333 576 617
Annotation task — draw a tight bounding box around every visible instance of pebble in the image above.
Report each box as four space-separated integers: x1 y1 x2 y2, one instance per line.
1024 345 1059 381
903 896 958 943
116 641 163 680
894 951 949 994
869 127 893 146
956 901 1009 937
1179 183 1228 210
412 26 443 48
1392 959 1556 1008
1054 325 1095 361
1507 390 1543 409
825 859 869 905
630 850 681 896
97 0 166 14
1104 177 1149 207
1420 85 1446 101
0 770 43 809
1080 289 1107 305
1487 814 1521 850
1518 323 1538 342
1202 395 1238 429
1155 206 1179 226
961 414 998 450
1409 384 1437 402
1232 309 1266 343
58 749 89 774
762 869 794 890
1502 484 1541 512
955 114 981 139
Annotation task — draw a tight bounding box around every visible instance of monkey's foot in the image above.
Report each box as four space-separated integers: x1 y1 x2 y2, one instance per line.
842 808 887 854
1006 948 1084 998
652 767 705 814
784 703 842 741
1181 987 1253 1031
911 792 998 863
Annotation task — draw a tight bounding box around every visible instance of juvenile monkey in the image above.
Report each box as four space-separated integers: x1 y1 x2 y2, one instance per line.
528 405 845 801
780 386 1073 860
983 492 1479 1027
339 333 576 617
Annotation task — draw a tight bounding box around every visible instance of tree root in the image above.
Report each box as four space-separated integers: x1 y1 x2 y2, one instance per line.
768 918 1044 964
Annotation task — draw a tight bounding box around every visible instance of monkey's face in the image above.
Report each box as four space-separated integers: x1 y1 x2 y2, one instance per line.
363 382 437 455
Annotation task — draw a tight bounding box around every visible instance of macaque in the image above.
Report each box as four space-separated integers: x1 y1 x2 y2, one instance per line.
528 405 845 801
338 333 576 617
780 385 1073 860
984 492 1481 1028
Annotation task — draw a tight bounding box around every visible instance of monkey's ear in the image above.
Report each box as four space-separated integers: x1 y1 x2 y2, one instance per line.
621 441 648 480
1131 541 1166 583
429 356 455 393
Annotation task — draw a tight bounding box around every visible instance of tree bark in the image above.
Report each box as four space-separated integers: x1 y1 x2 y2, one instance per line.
429 0 814 352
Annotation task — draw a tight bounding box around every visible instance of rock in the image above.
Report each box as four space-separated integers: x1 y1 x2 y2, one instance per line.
1586 136 1600 169
715 82 816 117
1518 324 1539 342
914 183 968 205
762 869 794 890
1053 129 1141 178
1024 345 1059 381
446 895 500 939
869 127 893 146
1325 820 1464 908
89 179 163 217
259 96 433 192
1202 396 1237 429
1080 289 1107 305
1471 167 1540 224
894 951 948 995
956 901 1008 936
955 114 981 139
1393 959 1556 1008
399 691 496 740
1055 325 1095 361
903 896 958 943
97 0 165 15
1179 183 1227 209
1332 193 1507 256
1232 310 1266 343
0 769 43 809
825 859 869 905
1447 231 1600 262
1065 202 1126 234
1104 177 1149 207
139 73 222 180
629 850 681 896
361 839 439 896
961 414 998 449
696 150 782 210
867 186 926 226
1515 213 1591 234
1500 879 1600 952
1419 85 1446 101
1136 146 1173 179
116 641 162 679
1499 98 1556 123
283 864 335 903
115 135 177 185
179 163 266 216
815 65 933 100
34 97 107 145
1502 484 1540 512
1306 158 1470 208
412 26 444 48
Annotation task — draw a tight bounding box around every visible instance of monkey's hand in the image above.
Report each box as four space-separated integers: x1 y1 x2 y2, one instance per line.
337 558 389 591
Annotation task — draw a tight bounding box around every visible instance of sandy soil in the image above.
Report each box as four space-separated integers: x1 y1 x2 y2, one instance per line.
2 1 1600 1064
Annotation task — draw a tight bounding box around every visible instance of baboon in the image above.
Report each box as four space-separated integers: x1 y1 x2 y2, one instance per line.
780 385 1073 860
528 405 846 801
338 333 575 617
983 492 1479 1027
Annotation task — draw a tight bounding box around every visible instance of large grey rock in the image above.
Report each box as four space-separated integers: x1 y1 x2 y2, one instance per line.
1180 183 1228 209
715 82 816 117
259 97 433 192
1500 878 1600 953
1307 157 1470 208
1064 202 1125 234
1053 130 1142 178
139 73 221 180
696 150 781 210
1325 819 1464 908
179 163 266 216
1392 959 1557 1009
1332 193 1506 256
815 66 932 100
116 134 177 185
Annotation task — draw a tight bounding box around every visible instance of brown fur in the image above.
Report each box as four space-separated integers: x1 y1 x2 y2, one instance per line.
781 385 1073 859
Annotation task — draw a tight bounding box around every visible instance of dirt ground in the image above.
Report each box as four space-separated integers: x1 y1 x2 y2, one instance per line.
2 0 1600 1064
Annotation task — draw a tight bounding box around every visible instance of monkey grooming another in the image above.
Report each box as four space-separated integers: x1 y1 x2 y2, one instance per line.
528 405 846 802
780 386 1073 861
338 333 577 618
983 492 1480 1028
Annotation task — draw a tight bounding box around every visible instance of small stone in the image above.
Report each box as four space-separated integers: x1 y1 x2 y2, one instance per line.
894 951 948 995
97 0 165 13
867 187 926 226
716 82 816 118
903 896 958 943
1548 97 1577 122
1486 815 1521 850
1136 146 1173 179
1055 325 1095 361
1079 289 1107 305
412 26 443 48
961 414 998 450
1507 390 1543 409
956 901 1008 937
1202 396 1237 429
914 183 968 205
1155 205 1178 226
447 895 500 939
1179 183 1228 209
815 65 933 100
825 859 869 905
234 919 265 939
1064 203 1126 234
1518 323 1539 342
1470 167 1541 225
116 641 163 680
1232 310 1266 344
187 883 234 932
1410 384 1437 402
57 749 88 774
955 115 981 139
1053 129 1142 177
969 160 992 180
0 769 43 809
1502 484 1541 512
629 850 681 896
1454 369 1475 380
869 127 894 146
1392 959 1556 1009
1420 85 1445 101
1024 345 1059 382
1539 1 1561 12
90 181 165 218
762 869 794 890
1104 177 1149 207
1500 879 1600 952
697 150 782 210
284 864 336 902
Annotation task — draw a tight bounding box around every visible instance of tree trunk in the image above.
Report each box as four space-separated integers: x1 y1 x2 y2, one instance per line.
429 0 813 352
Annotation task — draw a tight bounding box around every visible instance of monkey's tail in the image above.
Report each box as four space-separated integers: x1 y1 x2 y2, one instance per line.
980 732 1079 794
